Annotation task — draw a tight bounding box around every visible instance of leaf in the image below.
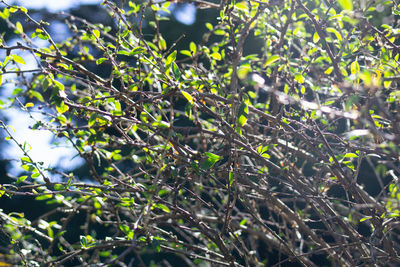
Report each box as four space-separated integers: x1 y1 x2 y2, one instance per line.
12 54 25 65
210 52 221 61
189 41 197 54
338 0 353 11
325 66 333 75
350 60 360 75
88 113 97 127
360 216 372 222
172 62 181 80
326 27 342 42
9 6 18 13
92 29 100 38
31 91 44 102
56 102 69 114
159 36 167 51
237 102 249 126
153 203 170 213
263 55 280 68
181 90 193 104
21 156 31 163
130 46 146 55
16 175 28 184
165 50 177 67
228 172 234 187
295 73 305 84
15 21 23 34
96 58 107 65
200 152 222 170
313 32 320 43
205 22 213 30
53 80 65 91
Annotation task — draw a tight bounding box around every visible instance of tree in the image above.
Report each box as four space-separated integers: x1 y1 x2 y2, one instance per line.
0 0 400 266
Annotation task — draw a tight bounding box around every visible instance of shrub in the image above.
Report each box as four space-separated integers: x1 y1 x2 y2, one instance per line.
0 0 399 266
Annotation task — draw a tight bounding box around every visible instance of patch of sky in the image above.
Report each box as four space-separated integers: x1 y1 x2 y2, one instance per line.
171 3 196 25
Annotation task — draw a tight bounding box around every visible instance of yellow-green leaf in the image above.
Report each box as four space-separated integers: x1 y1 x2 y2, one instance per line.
325 66 333 75
189 42 196 54
53 80 65 91
237 102 249 126
9 6 18 13
16 21 23 33
326 27 342 42
93 29 100 39
338 0 353 11
181 90 193 104
56 102 69 114
12 54 25 64
263 55 280 68
313 32 320 43
210 52 221 61
295 73 305 84
350 60 360 75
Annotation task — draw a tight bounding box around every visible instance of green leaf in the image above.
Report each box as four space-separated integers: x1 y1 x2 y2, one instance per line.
20 156 31 163
130 46 146 55
263 55 280 68
228 172 234 187
12 54 25 65
15 21 23 33
338 0 353 11
210 52 221 61
181 90 193 104
172 62 181 80
80 235 88 248
153 203 170 213
344 153 358 158
295 73 305 84
205 22 213 30
16 175 28 184
326 27 342 41
313 32 320 43
21 164 36 172
30 91 44 102
189 42 197 54
8 7 17 13
165 50 177 67
325 66 333 75
92 29 100 38
360 216 372 222
200 152 222 170
53 80 65 91
237 102 249 126
96 58 107 65
350 60 360 75
159 36 167 51
88 113 97 127
56 102 69 114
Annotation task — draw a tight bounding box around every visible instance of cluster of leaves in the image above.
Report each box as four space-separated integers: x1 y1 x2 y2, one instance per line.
0 0 400 266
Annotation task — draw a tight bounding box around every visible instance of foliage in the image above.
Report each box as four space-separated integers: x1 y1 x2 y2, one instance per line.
0 0 400 266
